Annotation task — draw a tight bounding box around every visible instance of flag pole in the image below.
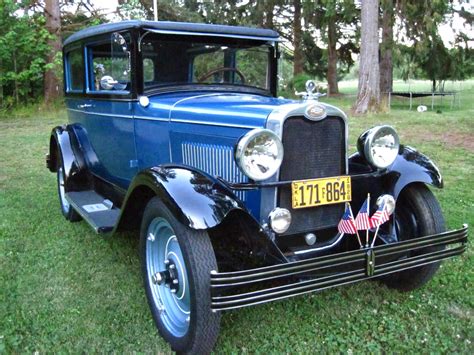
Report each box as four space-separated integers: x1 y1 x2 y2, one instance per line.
365 193 370 248
370 225 380 248
349 203 363 248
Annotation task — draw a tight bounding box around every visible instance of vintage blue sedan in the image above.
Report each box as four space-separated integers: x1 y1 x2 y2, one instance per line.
46 20 467 353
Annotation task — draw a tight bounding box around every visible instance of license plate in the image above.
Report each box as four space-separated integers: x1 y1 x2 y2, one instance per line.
291 176 351 209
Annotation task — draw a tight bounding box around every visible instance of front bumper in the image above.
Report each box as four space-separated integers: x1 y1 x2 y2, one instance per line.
211 225 468 311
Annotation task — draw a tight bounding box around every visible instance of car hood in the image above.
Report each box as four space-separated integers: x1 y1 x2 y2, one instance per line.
146 91 294 128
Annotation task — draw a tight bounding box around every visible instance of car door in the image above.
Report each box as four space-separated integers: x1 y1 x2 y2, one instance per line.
82 32 137 190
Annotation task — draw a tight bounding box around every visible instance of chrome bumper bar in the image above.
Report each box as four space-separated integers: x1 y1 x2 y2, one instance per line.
211 225 468 311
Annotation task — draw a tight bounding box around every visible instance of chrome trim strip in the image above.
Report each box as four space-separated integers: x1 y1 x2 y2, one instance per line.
144 28 280 42
170 93 224 113
134 115 169 122
67 108 133 119
261 101 349 225
68 108 255 128
170 119 256 129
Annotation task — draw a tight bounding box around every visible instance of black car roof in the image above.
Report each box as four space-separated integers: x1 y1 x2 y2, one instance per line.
63 20 280 46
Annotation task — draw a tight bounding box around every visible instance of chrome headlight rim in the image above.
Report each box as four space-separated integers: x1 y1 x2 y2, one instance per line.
235 128 284 181
359 125 400 169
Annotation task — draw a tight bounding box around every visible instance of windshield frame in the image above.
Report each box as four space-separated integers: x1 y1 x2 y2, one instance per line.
138 32 278 97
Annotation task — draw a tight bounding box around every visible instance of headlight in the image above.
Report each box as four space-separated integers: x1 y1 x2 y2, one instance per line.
358 125 400 169
235 129 284 181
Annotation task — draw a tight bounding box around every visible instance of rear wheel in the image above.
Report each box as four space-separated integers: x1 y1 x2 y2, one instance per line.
381 184 446 291
140 197 220 354
57 154 81 222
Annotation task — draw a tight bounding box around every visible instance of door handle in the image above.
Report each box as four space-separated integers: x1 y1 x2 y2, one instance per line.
77 104 93 109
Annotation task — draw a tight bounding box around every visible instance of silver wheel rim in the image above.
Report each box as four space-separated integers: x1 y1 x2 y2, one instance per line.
146 217 190 337
58 166 70 212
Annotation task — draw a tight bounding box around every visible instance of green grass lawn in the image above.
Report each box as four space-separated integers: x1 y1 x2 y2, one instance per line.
1 83 473 353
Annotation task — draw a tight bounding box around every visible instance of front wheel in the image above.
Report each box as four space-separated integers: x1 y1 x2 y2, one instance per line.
381 184 446 291
140 197 220 354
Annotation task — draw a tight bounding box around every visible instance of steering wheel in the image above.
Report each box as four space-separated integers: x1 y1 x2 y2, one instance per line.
198 67 246 84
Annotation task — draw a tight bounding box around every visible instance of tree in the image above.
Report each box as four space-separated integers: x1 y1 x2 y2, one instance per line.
0 0 51 107
303 0 359 96
293 0 304 76
353 0 380 114
44 0 61 103
379 0 393 96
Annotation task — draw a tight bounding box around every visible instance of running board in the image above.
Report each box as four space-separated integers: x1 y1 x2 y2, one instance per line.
210 225 468 311
65 191 120 233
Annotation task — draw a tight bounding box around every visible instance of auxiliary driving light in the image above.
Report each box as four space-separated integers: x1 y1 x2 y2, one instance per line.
376 194 396 215
268 208 292 234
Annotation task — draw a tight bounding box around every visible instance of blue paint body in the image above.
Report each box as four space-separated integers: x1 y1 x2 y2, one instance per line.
66 92 292 220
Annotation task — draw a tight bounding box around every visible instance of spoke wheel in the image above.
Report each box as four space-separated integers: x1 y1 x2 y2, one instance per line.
140 197 220 353
380 184 446 291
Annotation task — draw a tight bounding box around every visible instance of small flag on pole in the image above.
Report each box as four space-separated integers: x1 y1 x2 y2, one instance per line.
338 203 357 234
354 197 371 230
370 201 390 229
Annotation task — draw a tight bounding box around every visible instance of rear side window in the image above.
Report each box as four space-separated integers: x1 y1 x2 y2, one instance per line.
87 32 131 93
66 48 84 92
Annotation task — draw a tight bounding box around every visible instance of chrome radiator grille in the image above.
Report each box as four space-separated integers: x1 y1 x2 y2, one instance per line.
278 116 346 235
181 142 248 201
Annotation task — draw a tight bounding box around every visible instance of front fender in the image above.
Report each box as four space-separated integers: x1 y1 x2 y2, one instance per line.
350 145 443 200
388 145 443 197
117 166 246 231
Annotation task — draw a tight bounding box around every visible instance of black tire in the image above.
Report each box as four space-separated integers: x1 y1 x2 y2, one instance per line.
381 184 446 291
140 197 220 354
56 153 81 222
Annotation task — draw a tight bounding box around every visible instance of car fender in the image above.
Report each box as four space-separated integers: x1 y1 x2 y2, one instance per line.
350 145 443 199
48 126 79 175
116 165 247 231
388 145 443 197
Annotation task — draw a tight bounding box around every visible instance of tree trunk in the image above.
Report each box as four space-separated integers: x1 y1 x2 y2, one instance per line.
353 0 381 114
327 18 339 96
264 0 274 29
293 0 304 76
379 0 393 98
44 0 62 103
13 52 19 105
0 58 3 108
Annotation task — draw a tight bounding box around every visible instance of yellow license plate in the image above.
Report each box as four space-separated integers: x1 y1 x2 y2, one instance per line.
291 176 351 209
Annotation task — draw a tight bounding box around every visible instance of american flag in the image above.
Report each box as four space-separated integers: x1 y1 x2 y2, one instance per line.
338 203 357 234
354 197 371 230
370 201 390 228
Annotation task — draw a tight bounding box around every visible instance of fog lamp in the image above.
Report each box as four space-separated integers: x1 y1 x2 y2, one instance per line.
376 194 396 215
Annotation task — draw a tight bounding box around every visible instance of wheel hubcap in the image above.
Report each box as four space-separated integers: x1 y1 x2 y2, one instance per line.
146 217 190 337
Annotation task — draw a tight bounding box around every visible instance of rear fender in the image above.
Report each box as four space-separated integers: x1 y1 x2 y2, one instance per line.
48 125 89 190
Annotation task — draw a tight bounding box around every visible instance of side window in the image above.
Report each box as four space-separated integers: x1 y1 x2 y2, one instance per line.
143 58 155 83
87 32 131 93
66 48 84 92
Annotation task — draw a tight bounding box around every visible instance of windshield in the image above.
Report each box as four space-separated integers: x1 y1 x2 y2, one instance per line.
141 34 272 92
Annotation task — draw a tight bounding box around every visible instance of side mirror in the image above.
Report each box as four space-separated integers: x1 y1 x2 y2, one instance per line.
100 75 118 90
